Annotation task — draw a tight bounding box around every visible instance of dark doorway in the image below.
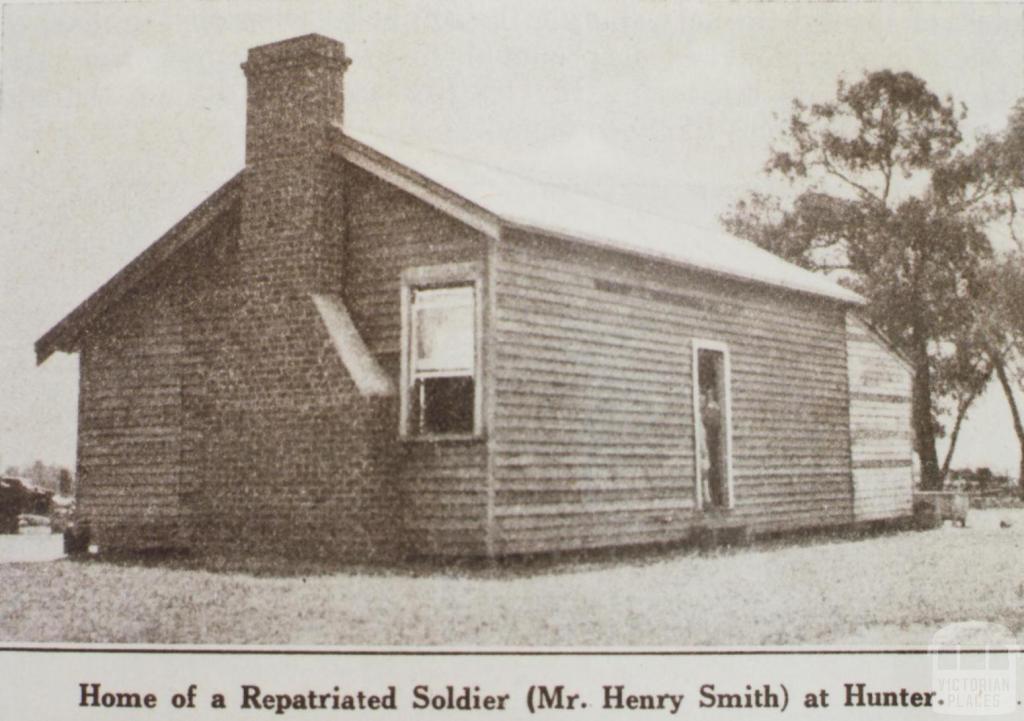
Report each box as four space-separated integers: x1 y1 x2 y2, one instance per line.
696 346 730 509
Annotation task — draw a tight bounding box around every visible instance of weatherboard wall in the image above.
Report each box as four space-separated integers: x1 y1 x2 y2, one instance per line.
845 314 914 521
344 163 490 557
75 208 249 552
76 249 193 550
489 230 856 554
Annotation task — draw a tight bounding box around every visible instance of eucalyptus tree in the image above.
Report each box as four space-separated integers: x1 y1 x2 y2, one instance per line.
722 70 993 490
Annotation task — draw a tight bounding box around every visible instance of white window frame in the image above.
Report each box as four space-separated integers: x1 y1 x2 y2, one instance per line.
399 262 484 439
692 338 735 510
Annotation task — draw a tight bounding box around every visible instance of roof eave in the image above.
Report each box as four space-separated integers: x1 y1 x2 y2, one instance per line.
500 218 866 307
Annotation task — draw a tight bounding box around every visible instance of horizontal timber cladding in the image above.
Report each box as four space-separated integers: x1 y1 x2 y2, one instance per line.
78 263 186 551
845 314 914 521
345 163 490 557
345 164 487 354
490 230 855 555
77 209 240 552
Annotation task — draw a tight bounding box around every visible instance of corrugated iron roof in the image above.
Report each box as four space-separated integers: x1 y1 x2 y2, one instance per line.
343 129 864 305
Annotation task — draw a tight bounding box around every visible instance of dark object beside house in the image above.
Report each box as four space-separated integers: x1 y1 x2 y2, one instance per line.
0 479 19 534
34 34 917 562
913 491 969 528
0 477 53 534
50 494 76 534
63 519 91 556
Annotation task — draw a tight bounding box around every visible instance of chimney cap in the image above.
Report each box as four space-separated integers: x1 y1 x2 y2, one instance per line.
242 33 351 76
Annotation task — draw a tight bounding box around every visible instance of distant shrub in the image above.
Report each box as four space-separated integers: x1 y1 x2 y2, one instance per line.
949 467 1012 492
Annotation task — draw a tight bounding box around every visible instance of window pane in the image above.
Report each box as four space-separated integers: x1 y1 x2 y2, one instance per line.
413 286 474 373
413 376 474 434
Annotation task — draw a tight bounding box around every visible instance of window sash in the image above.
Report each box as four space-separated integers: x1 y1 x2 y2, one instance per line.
400 264 483 439
410 286 475 377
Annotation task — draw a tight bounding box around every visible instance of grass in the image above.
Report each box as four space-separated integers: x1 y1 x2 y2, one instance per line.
1 509 1022 646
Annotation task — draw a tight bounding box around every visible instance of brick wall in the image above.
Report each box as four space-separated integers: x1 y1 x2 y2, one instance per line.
191 35 403 560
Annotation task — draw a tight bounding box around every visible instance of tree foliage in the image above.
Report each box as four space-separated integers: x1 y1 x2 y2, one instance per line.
975 252 1024 491
722 70 994 489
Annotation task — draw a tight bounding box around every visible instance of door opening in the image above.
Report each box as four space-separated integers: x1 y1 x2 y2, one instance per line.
695 345 731 510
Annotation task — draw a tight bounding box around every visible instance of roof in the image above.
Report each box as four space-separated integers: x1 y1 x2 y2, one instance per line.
336 128 864 306
37 130 863 364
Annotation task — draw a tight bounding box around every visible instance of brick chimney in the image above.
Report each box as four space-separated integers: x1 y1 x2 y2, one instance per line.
202 35 393 561
242 34 350 165
239 33 350 296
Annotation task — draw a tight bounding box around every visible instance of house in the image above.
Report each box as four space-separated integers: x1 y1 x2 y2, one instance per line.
35 34 915 560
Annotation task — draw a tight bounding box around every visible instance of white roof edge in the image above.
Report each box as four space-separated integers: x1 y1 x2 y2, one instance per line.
502 217 865 305
311 293 396 397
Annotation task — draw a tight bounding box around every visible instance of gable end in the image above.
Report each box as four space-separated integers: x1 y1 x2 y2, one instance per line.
35 172 244 364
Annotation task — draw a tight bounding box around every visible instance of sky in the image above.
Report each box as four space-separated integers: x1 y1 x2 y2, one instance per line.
1 0 1023 474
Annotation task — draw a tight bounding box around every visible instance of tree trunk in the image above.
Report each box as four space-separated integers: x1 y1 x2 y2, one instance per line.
993 358 1024 497
940 368 992 481
940 398 972 481
911 322 942 490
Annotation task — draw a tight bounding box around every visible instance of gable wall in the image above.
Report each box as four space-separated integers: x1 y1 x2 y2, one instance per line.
77 287 184 548
845 314 914 521
76 208 239 549
491 230 855 554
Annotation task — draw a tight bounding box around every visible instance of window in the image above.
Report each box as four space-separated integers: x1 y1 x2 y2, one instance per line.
692 340 733 510
400 264 483 438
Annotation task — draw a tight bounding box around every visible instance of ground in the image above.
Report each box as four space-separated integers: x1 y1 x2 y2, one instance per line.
0 510 1021 646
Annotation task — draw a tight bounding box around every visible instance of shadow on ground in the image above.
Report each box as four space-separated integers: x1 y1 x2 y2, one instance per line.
75 514 937 581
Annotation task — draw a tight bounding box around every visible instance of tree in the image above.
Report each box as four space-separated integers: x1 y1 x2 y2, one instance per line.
982 102 1024 494
978 253 1024 494
933 331 992 480
57 468 73 496
935 102 1024 494
722 70 993 490
27 460 46 486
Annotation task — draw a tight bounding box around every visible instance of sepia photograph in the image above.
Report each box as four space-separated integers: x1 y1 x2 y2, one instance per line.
1 0 1023 651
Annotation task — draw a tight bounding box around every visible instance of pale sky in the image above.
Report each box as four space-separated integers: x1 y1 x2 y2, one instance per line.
1 0 1023 474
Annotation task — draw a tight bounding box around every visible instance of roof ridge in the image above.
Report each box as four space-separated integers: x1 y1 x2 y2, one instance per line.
338 127 863 305
345 127 728 237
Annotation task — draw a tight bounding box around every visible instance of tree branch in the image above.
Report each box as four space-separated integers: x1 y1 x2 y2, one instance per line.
940 365 992 480
1007 188 1022 252
994 355 1024 446
819 150 885 206
941 397 971 481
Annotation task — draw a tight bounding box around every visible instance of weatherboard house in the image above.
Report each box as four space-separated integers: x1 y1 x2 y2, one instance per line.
36 34 915 560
